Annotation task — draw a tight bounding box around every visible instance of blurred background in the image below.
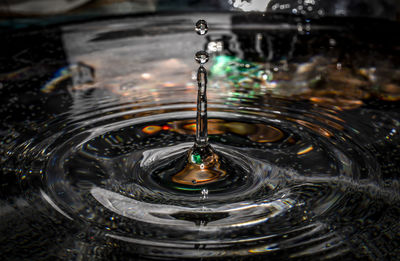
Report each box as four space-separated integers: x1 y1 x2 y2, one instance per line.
1 0 399 29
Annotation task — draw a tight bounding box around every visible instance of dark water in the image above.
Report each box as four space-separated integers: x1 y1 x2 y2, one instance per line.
0 13 399 260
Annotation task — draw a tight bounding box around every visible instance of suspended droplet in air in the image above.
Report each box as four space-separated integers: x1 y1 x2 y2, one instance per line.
195 20 208 35
195 51 209 65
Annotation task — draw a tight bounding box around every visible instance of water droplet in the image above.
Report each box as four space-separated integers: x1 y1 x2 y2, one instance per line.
195 20 208 35
201 188 208 199
195 51 209 64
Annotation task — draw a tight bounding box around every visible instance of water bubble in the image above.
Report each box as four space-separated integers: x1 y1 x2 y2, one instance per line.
195 20 208 35
195 51 209 64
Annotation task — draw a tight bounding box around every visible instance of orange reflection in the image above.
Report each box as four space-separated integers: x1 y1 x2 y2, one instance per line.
304 113 344 131
297 145 314 155
141 120 285 143
309 96 363 110
142 125 162 134
172 163 226 186
170 120 284 143
295 119 333 138
246 124 284 143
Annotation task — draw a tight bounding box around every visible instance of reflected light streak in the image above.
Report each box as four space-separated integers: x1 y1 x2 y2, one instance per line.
40 189 73 220
249 243 279 253
297 145 314 155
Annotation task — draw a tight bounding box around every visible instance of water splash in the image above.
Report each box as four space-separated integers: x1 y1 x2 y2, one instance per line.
1 14 400 261
172 20 228 186
194 21 210 147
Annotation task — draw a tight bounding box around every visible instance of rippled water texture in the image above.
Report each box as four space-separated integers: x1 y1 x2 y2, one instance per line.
1 14 400 260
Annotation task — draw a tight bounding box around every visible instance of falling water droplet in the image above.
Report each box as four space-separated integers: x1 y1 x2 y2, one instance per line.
195 51 209 65
195 20 208 35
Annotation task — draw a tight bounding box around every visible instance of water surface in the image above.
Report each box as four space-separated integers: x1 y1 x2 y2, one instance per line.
0 13 399 260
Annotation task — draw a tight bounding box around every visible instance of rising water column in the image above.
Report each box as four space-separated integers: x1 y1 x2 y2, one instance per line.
172 20 226 186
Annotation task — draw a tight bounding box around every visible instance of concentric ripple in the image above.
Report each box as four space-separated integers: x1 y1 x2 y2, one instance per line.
4 81 395 259
1 11 400 260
